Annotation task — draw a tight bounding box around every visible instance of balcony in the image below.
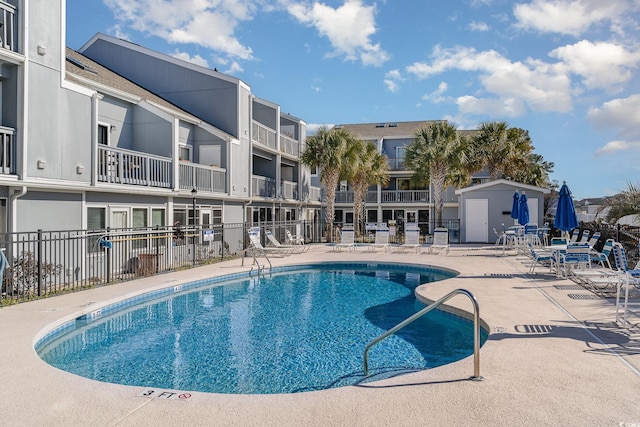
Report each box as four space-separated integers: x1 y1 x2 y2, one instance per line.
98 145 172 188
0 1 17 52
309 186 322 202
281 180 298 200
252 121 276 151
381 190 429 203
280 134 299 157
387 157 405 171
179 162 226 193
252 175 276 198
0 126 15 174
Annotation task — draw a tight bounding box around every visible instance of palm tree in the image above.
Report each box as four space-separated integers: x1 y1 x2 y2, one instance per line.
301 126 354 242
597 181 640 224
404 121 470 225
471 122 532 181
345 139 390 236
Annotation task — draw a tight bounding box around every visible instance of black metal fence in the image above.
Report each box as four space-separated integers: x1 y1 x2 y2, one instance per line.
0 220 327 306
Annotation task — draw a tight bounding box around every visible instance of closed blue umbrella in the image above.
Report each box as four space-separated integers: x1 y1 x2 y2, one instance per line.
511 191 520 220
518 192 529 225
554 182 578 236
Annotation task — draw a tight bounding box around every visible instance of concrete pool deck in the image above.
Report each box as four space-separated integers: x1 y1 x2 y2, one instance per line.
0 244 638 426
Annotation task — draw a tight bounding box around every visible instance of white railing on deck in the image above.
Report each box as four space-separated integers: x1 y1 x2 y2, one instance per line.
309 186 322 202
381 190 429 203
280 135 299 157
281 180 298 200
0 126 15 174
97 145 172 188
252 121 277 150
0 1 17 52
179 162 226 193
252 175 276 198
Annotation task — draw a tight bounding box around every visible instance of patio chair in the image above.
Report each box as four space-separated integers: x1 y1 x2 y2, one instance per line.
612 242 640 278
579 229 591 243
524 224 540 246
334 228 357 252
526 242 555 274
248 229 293 256
428 228 449 255
368 229 391 252
493 227 507 246
589 238 613 269
611 242 640 326
285 229 305 246
569 229 580 243
559 243 591 277
265 230 308 253
587 231 601 248
395 228 422 253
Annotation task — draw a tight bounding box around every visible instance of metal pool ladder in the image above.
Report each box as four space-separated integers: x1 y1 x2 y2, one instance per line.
363 288 483 381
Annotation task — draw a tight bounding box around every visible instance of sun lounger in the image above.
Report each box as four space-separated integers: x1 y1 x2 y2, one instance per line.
265 230 308 253
285 229 305 245
248 229 293 256
334 228 357 252
395 228 422 253
427 228 449 255
368 229 391 252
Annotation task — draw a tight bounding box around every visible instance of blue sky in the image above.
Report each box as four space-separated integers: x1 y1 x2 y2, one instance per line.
65 0 640 200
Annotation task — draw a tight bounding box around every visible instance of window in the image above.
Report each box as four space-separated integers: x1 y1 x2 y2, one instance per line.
151 209 165 227
310 166 317 176
132 208 148 249
98 125 109 145
87 207 106 230
179 145 191 161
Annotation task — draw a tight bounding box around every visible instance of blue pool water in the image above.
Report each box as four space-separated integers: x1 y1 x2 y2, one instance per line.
36 262 486 394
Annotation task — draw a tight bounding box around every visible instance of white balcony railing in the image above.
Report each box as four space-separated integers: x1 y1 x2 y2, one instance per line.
0 1 17 52
252 175 276 198
0 126 15 174
252 121 277 150
98 145 172 188
281 180 298 200
335 190 430 204
179 162 226 193
280 134 299 157
308 186 322 202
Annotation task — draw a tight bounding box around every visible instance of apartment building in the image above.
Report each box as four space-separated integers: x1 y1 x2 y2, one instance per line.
0 0 319 246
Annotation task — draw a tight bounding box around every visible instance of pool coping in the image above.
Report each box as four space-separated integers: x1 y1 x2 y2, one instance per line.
1 244 639 426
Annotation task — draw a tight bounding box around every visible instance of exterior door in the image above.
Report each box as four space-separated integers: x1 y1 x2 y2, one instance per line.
465 199 488 243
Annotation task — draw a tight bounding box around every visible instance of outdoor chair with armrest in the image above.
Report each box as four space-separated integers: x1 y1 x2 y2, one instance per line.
527 242 555 274
569 229 580 243
428 228 450 255
368 229 391 252
285 229 305 245
587 231 601 249
395 228 422 253
334 228 357 252
559 242 591 278
589 238 613 269
248 230 293 256
579 229 591 243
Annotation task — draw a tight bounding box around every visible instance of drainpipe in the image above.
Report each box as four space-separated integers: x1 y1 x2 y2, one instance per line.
9 186 27 233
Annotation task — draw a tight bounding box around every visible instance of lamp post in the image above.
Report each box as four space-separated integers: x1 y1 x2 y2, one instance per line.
191 188 197 265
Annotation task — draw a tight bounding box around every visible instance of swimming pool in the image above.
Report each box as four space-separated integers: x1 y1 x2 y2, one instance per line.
36 262 486 394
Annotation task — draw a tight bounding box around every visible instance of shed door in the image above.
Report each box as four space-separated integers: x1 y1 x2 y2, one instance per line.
466 199 488 243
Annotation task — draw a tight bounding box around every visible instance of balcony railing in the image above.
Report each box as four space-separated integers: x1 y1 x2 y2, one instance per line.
0 1 17 52
252 121 277 150
179 162 226 193
281 180 298 200
335 190 430 204
0 126 15 174
387 157 406 171
309 186 322 202
381 190 429 203
280 135 299 157
98 145 172 188
252 175 276 198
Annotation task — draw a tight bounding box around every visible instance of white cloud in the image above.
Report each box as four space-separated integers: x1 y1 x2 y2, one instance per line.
513 0 633 36
103 0 255 60
550 40 640 91
384 69 403 92
306 123 333 135
422 81 449 103
589 94 640 155
287 0 390 66
171 50 209 68
406 45 573 115
468 21 490 32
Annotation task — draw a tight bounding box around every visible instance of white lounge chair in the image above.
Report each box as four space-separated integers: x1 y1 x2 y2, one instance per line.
368 229 391 252
395 228 422 253
428 228 449 255
248 229 293 256
285 229 305 246
334 228 356 252
265 230 308 253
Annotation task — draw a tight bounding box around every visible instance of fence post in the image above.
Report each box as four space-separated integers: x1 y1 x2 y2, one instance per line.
37 229 43 297
221 225 225 261
154 225 160 274
106 227 111 284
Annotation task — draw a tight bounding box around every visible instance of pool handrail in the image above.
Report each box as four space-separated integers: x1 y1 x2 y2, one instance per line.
363 288 482 381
